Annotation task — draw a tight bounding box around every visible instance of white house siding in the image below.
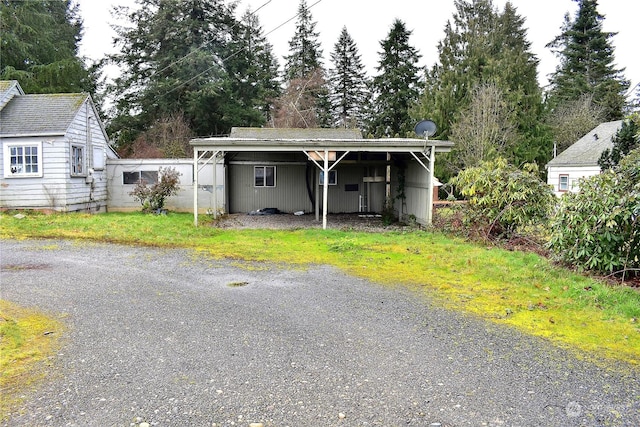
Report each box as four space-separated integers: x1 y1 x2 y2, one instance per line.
0 136 68 210
547 165 602 196
106 159 222 212
399 160 431 225
0 98 110 212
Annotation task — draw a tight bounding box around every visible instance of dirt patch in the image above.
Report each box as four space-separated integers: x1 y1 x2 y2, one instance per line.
210 212 417 232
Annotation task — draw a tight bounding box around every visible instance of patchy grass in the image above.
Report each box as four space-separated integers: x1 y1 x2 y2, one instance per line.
0 300 64 419
1 211 639 366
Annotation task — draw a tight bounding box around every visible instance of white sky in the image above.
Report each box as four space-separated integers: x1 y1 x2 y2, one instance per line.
78 0 639 95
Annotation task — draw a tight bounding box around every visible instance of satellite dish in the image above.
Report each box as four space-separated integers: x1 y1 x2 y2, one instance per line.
414 120 437 138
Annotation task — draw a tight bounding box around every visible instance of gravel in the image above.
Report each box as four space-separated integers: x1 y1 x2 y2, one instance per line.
1 239 639 427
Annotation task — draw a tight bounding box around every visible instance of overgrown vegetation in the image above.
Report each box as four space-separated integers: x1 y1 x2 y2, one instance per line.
129 167 181 213
449 158 555 238
1 211 638 365
549 149 640 280
0 300 63 419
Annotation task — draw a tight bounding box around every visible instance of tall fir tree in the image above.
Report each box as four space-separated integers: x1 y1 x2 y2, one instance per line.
327 27 370 129
370 19 422 137
0 0 96 94
109 0 274 151
224 9 281 125
276 0 330 127
414 0 546 175
282 0 323 81
547 0 629 120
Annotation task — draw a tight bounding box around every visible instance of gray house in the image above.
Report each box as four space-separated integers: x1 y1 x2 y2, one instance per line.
546 120 622 196
0 80 117 212
191 127 453 228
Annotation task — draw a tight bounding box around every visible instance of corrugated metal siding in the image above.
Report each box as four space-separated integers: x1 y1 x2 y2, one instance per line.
403 160 430 224
229 163 312 213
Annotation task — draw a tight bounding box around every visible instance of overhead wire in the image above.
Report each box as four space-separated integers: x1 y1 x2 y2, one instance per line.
163 0 324 96
150 0 273 79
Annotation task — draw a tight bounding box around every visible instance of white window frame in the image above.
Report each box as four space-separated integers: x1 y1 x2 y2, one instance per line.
319 170 337 186
3 141 43 178
559 174 569 192
71 144 85 176
254 166 276 188
123 170 159 185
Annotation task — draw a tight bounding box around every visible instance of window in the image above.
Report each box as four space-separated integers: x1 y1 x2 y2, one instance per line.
123 170 159 185
254 166 275 187
559 174 569 192
4 142 42 177
319 170 337 185
71 145 84 176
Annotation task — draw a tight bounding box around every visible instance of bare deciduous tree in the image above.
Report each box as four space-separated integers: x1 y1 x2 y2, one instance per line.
124 112 194 158
546 94 604 155
449 83 517 171
271 69 326 128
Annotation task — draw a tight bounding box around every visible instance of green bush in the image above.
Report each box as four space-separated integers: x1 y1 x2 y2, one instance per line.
129 167 181 213
549 149 640 278
450 158 555 238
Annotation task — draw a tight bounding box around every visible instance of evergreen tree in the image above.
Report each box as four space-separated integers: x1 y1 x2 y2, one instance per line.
224 9 281 125
413 0 546 174
327 27 370 129
370 19 422 137
275 0 329 128
598 116 640 170
282 0 323 81
109 0 271 151
547 0 629 120
0 0 95 94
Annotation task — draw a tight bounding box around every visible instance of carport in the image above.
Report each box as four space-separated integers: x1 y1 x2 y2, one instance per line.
190 129 453 229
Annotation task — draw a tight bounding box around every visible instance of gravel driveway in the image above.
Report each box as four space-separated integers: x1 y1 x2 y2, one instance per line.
1 239 638 427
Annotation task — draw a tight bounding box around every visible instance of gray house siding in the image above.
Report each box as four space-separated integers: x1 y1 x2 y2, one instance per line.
228 162 312 213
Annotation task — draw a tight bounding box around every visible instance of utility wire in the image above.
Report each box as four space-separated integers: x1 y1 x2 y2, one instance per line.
164 0 324 96
151 0 273 79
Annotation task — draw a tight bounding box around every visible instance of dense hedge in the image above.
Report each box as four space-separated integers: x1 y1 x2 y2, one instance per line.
450 158 555 237
549 149 640 278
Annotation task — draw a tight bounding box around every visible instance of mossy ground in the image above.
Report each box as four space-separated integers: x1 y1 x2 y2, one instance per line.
0 300 64 419
1 211 638 368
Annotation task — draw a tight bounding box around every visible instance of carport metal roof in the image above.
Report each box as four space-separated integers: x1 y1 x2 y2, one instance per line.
190 134 454 228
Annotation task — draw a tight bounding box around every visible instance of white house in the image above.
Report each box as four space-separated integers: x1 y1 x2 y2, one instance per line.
546 120 622 196
0 80 118 212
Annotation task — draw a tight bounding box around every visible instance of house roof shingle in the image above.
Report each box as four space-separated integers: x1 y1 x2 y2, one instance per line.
546 120 623 167
229 127 363 140
0 93 88 136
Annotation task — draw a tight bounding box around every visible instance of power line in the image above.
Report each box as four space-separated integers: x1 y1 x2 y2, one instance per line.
164 0 324 97
151 0 273 80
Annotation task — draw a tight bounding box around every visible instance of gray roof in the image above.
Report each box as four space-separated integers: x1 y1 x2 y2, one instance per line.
0 93 88 136
546 120 623 167
229 127 363 140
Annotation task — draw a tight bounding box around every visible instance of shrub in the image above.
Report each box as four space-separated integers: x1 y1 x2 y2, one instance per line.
549 149 640 279
450 158 555 238
129 167 181 213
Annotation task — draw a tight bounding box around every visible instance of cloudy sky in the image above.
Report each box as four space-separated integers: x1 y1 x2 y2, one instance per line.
78 0 639 94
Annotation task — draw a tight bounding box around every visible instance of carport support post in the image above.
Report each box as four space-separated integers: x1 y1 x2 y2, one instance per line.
427 144 435 225
322 150 329 230
193 148 199 226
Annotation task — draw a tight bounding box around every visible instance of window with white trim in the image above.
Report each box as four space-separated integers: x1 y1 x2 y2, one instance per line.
123 170 159 185
254 166 276 187
559 174 569 192
319 170 337 185
71 145 85 176
3 142 43 177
